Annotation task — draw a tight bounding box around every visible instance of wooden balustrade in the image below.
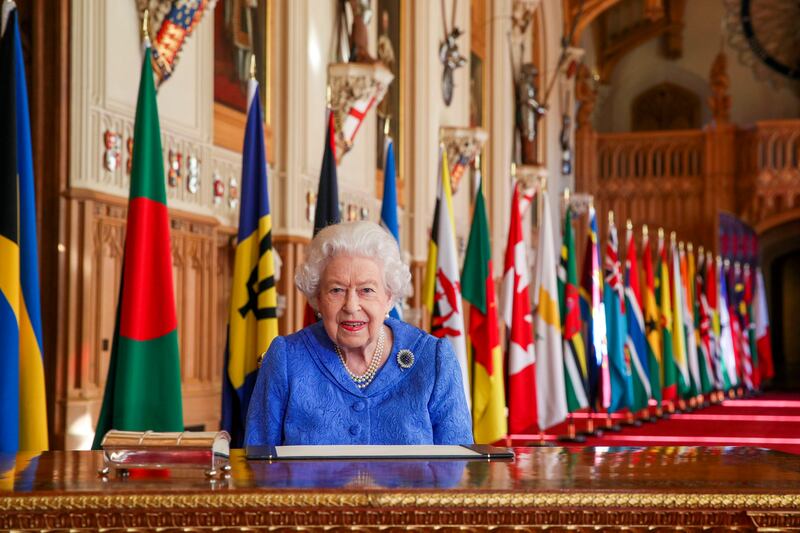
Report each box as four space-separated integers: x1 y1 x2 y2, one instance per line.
737 120 800 231
596 130 705 180
577 129 712 247
576 118 800 252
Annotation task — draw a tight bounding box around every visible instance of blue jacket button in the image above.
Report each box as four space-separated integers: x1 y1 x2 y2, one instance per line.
349 425 359 436
352 401 365 412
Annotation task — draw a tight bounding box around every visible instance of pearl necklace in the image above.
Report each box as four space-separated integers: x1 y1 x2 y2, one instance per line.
335 326 385 389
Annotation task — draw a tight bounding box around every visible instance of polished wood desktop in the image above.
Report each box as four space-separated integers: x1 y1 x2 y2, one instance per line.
2 447 799 530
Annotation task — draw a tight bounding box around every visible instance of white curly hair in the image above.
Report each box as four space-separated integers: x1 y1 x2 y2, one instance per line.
295 221 411 310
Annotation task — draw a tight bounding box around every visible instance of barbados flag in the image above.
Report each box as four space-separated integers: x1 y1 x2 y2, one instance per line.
0 5 48 452
380 137 402 320
221 76 278 447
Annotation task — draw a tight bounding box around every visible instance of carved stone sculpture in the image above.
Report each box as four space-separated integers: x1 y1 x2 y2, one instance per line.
439 126 488 194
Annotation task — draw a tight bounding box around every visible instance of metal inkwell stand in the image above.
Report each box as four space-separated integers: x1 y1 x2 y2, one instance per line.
98 430 231 479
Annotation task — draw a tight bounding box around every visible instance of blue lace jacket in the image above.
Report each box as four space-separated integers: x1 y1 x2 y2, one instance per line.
244 318 473 446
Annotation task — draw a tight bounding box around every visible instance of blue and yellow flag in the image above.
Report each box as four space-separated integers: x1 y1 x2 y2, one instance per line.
0 5 48 453
221 78 278 447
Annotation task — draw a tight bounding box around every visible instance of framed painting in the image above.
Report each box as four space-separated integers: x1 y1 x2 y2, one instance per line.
375 0 404 207
213 0 273 161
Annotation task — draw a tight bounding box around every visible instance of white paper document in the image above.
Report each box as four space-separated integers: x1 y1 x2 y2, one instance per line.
275 445 483 459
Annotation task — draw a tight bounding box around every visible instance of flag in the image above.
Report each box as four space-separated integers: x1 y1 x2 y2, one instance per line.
656 232 677 402
680 245 700 397
303 110 341 326
706 251 727 390
624 223 650 412
695 251 715 395
604 216 632 413
580 206 609 411
380 137 402 320
532 194 568 430
221 78 279 447
423 150 469 407
641 227 662 405
92 42 183 449
462 174 506 443
718 259 738 389
732 263 754 390
670 238 691 399
743 264 760 389
0 5 48 452
753 267 774 380
502 183 537 433
558 206 588 413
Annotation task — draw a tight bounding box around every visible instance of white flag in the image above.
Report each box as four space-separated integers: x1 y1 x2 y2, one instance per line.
532 194 568 430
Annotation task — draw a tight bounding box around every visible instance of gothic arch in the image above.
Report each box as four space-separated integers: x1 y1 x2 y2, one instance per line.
632 81 700 131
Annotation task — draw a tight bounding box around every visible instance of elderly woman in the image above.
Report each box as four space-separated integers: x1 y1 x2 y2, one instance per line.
244 221 472 446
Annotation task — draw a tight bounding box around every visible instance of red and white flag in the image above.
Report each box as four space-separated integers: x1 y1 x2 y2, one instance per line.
501 182 537 433
753 267 774 380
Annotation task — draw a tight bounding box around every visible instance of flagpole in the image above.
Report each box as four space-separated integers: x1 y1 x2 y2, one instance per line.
605 211 622 433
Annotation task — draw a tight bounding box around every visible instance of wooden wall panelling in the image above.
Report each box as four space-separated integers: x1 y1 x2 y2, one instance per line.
216 228 236 392
273 236 309 336
56 190 235 447
171 220 220 431
410 260 427 331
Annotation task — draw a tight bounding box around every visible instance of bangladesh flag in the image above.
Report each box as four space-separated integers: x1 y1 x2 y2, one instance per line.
92 46 183 449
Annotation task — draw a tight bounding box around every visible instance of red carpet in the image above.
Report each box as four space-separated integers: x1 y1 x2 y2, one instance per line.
508 392 800 455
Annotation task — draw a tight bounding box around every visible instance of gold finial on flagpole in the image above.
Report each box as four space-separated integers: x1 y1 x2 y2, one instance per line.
626 218 633 231
384 115 391 136
511 162 517 178
141 9 150 43
658 227 664 240
698 245 704 257
670 231 677 244
326 85 331 107
642 224 649 238
249 53 257 80
608 210 615 225
474 153 481 170
679 240 685 251
687 242 693 253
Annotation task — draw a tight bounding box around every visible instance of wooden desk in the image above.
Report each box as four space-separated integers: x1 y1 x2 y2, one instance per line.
2 447 799 530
